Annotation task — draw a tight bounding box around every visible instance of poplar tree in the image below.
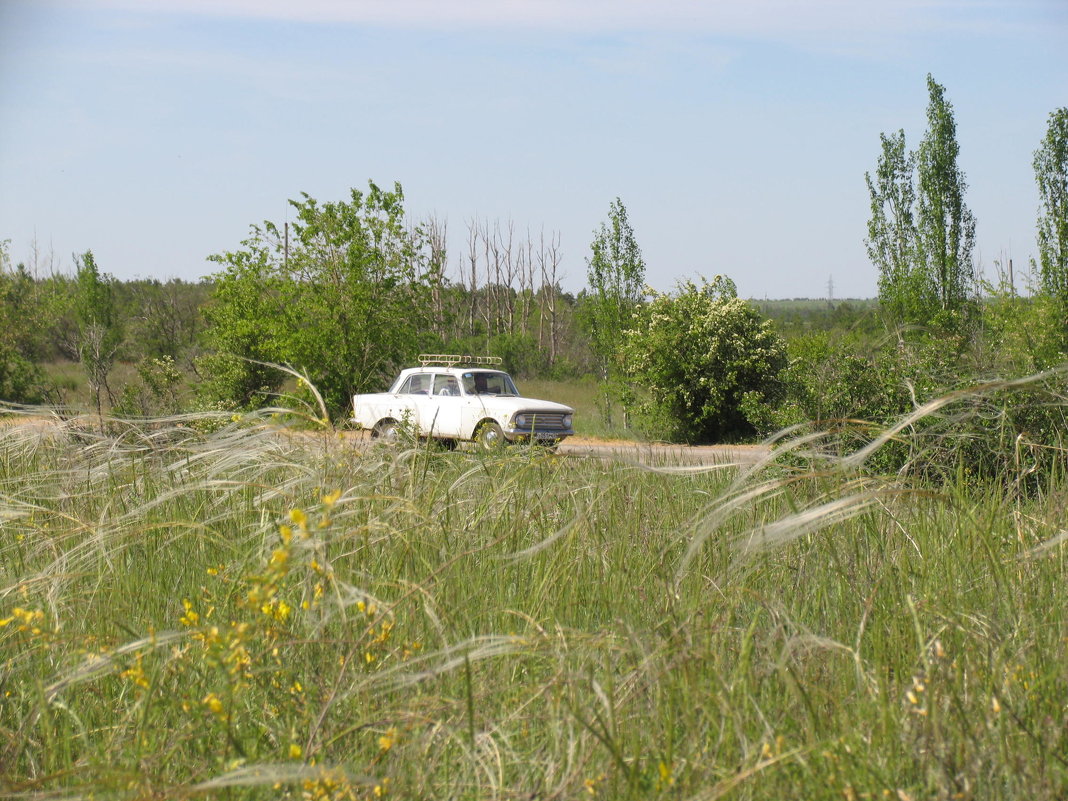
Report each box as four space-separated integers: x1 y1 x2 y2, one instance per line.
1034 107 1068 303
867 76 976 330
583 198 646 426
865 130 923 322
915 74 976 321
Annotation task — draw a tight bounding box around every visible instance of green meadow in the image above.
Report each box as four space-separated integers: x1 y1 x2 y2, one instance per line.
2 394 1067 800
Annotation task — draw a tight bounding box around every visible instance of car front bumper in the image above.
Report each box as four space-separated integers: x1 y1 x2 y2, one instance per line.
504 426 574 443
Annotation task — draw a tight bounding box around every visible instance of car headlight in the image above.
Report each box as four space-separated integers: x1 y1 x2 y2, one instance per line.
515 414 528 427
563 414 573 428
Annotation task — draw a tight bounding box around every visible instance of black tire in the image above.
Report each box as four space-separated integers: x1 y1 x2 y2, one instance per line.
476 421 506 450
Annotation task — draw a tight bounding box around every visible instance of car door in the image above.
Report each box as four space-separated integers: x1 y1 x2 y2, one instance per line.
390 373 430 432
421 373 463 438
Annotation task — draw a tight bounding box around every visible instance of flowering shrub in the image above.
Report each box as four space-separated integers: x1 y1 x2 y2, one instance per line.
620 276 787 442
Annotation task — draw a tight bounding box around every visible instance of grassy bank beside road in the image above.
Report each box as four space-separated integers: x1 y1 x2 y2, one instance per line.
2 410 1067 799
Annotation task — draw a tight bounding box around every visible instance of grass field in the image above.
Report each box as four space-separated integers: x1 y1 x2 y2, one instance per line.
2 403 1067 799
518 376 641 441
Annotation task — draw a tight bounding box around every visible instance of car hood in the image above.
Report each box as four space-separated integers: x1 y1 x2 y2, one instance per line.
473 396 574 415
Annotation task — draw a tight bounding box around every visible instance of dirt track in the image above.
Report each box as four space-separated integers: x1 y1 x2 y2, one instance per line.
1 415 768 468
557 436 768 467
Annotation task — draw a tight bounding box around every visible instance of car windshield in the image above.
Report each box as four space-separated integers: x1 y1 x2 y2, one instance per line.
461 371 518 396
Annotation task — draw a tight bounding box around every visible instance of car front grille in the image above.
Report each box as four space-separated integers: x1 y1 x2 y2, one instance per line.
519 412 569 431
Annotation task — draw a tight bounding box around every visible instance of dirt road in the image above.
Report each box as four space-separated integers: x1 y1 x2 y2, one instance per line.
1 415 769 468
339 428 767 466
557 436 768 467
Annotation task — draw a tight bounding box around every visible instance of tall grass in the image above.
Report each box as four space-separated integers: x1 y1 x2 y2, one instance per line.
2 387 1067 799
519 376 641 441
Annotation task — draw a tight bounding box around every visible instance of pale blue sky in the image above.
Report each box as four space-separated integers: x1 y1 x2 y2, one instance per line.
2 0 1066 299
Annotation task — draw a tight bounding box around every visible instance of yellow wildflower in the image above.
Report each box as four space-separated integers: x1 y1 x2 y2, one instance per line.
378 727 397 752
179 599 199 626
269 547 289 570
657 760 674 788
0 607 47 635
273 599 292 622
120 653 150 689
203 692 225 718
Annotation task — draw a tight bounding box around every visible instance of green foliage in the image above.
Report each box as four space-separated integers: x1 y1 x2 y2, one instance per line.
73 251 124 416
0 242 46 403
122 278 209 364
773 334 912 429
979 273 1067 372
0 341 44 404
866 130 925 323
200 181 437 417
916 74 977 322
582 198 647 425
6 401 1068 798
112 356 185 417
621 276 787 443
1034 107 1068 304
867 76 977 332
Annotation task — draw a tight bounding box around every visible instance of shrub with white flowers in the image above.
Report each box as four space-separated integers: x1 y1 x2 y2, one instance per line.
621 275 787 443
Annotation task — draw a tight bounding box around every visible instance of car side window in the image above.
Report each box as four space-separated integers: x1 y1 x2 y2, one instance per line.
434 375 459 396
400 374 431 395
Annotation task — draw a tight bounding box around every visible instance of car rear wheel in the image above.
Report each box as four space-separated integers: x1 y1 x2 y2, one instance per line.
374 420 401 443
476 421 506 450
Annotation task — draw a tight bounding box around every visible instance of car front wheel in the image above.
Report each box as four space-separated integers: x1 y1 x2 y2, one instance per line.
476 421 506 450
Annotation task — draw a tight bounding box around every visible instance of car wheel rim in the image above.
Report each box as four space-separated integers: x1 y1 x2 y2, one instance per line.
480 425 502 448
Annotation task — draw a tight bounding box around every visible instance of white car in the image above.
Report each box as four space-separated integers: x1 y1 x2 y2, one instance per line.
352 355 575 448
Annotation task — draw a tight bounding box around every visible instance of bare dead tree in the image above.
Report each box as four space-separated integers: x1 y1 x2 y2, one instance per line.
79 322 120 426
517 233 532 337
500 220 518 335
484 220 499 335
465 219 483 338
538 229 563 367
425 214 448 339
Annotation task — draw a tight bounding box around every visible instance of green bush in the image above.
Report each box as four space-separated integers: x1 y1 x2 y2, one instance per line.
0 341 45 404
112 356 185 418
621 276 787 443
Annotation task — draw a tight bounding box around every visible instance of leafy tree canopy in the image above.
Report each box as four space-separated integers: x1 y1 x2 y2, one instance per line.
867 75 977 333
1035 107 1068 304
200 181 438 417
582 198 646 372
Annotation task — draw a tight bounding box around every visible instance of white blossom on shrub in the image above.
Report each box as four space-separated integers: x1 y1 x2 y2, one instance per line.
620 276 787 443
